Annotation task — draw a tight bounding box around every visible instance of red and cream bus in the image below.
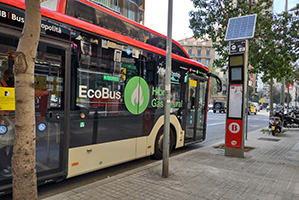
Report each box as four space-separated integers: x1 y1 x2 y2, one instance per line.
0 0 221 195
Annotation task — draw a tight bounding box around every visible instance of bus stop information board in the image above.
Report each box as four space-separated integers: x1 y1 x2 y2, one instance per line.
224 14 256 158
228 84 243 118
226 54 245 152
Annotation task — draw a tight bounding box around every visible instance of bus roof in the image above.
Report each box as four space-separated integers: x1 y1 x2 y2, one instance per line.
0 0 210 73
56 0 191 59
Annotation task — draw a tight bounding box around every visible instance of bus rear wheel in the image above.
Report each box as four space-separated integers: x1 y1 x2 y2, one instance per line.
153 128 174 160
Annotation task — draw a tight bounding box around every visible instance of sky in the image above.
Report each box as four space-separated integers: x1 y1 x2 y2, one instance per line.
144 0 299 41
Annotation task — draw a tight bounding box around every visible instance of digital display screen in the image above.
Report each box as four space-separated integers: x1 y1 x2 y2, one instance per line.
230 55 243 66
231 67 242 81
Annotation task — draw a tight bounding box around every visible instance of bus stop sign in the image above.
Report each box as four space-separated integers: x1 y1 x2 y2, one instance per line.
226 119 242 149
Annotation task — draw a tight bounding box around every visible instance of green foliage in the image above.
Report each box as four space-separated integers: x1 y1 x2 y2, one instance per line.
189 0 299 82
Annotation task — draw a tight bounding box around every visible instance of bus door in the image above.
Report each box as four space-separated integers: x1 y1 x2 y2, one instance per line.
184 75 208 143
0 29 70 191
35 38 70 182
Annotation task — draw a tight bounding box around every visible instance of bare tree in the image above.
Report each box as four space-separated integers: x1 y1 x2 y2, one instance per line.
12 0 41 199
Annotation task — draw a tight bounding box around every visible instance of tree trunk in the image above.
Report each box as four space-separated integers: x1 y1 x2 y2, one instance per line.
296 86 298 108
287 85 290 113
12 0 41 199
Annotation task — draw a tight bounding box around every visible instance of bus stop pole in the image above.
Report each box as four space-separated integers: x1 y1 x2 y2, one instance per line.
245 70 249 140
162 0 173 178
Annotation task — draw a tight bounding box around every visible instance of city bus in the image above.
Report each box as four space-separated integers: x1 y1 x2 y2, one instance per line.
0 0 221 195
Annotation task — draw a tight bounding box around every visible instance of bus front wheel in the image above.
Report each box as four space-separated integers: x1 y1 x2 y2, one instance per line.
153 128 174 160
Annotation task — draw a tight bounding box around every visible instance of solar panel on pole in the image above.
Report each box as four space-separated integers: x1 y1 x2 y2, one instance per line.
225 14 257 41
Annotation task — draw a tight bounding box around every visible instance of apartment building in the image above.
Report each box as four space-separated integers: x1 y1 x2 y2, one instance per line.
178 37 215 67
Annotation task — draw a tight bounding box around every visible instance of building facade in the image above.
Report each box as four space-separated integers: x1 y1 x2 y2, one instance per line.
178 37 215 67
89 0 145 24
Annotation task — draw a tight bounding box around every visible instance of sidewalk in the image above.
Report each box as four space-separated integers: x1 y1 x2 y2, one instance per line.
43 128 299 200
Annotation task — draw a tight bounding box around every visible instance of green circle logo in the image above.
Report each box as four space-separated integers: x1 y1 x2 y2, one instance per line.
124 77 150 115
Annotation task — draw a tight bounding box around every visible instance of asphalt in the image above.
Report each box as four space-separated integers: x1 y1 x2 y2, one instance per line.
42 121 299 199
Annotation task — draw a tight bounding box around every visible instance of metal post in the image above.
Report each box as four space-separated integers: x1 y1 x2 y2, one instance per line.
162 0 173 178
245 70 249 140
282 77 285 106
282 0 287 107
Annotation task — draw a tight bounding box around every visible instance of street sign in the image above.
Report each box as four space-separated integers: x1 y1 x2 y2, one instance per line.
0 125 8 135
38 123 47 132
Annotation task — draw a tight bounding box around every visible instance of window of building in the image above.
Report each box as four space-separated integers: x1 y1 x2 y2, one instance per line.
197 59 201 63
113 0 120 12
206 49 210 56
197 49 201 56
128 2 136 21
95 0 111 7
188 49 192 55
205 59 210 66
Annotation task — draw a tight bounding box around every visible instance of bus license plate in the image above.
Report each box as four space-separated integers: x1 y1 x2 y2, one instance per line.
272 126 275 130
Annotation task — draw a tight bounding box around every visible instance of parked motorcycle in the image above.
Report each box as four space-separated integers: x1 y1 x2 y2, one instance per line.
288 107 299 120
283 115 299 128
273 107 299 128
269 116 282 136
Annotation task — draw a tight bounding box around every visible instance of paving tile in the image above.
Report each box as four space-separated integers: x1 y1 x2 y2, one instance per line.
42 129 299 200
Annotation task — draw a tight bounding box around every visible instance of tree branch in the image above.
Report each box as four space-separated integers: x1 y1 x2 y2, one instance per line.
218 0 229 22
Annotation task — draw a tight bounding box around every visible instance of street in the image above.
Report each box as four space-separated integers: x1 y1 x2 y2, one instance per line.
204 109 270 144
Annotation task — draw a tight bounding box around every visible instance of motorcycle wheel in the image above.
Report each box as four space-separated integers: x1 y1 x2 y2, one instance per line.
272 130 276 136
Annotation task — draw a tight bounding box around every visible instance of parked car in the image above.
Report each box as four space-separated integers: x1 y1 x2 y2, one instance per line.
208 104 213 110
213 101 226 113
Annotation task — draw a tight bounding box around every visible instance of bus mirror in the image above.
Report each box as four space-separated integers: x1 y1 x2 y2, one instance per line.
208 72 222 93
